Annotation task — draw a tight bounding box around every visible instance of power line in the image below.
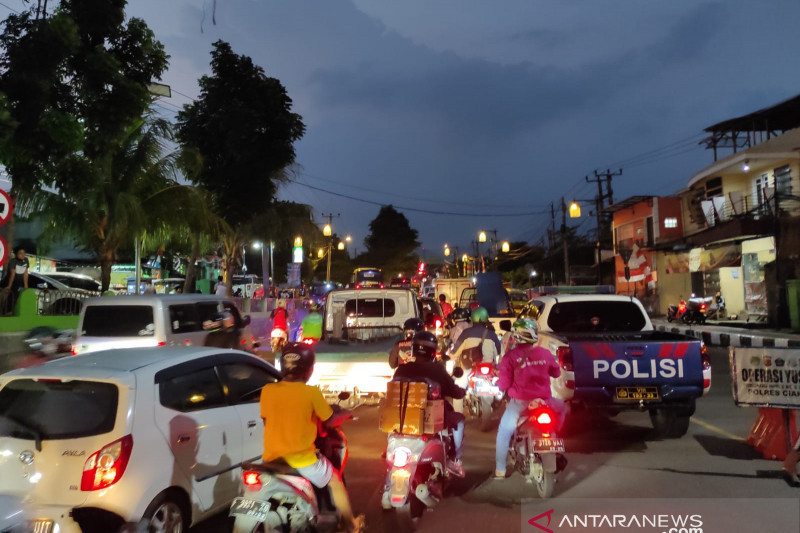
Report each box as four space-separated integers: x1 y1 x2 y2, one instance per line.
297 171 546 210
0 1 20 13
171 89 196 102
286 178 551 218
625 145 702 170
601 132 706 169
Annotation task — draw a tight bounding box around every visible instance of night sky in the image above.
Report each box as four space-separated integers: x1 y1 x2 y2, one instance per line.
48 1 800 257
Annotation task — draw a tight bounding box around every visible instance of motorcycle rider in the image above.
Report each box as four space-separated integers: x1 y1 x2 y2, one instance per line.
449 307 501 413
389 317 425 369
438 293 454 320
270 299 289 349
299 303 323 342
202 310 241 349
260 343 364 532
494 318 565 479
448 307 471 346
393 331 467 477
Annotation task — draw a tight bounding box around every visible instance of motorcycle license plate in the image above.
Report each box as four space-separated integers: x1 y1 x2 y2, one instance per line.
475 383 498 397
229 497 271 522
533 438 565 453
615 386 659 401
389 468 411 504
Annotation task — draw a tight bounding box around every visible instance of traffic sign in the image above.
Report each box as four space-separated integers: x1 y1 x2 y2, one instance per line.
0 189 12 227
0 236 7 268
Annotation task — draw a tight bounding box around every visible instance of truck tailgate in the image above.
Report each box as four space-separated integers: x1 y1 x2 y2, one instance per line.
571 337 703 403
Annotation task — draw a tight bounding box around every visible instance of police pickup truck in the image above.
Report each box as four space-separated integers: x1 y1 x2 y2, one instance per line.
524 294 711 438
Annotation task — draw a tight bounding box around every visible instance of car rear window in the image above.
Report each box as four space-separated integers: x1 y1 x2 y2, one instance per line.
345 298 396 318
82 305 155 337
547 301 647 333
0 379 118 440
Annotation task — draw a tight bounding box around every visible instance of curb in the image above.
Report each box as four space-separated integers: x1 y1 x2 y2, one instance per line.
654 323 800 349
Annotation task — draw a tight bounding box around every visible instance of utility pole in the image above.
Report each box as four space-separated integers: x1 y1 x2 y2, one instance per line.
561 196 569 285
549 202 556 252
588 168 622 280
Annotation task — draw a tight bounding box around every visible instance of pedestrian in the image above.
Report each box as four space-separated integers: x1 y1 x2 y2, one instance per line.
1 247 29 314
214 275 226 296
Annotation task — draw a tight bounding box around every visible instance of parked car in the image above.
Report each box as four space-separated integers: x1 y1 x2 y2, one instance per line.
0 346 281 533
73 294 257 355
46 272 103 293
11 272 92 315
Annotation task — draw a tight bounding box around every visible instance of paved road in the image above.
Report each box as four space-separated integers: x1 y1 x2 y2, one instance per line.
193 347 796 532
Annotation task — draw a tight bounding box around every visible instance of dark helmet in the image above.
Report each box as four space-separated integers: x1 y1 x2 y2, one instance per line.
403 317 424 339
452 307 470 322
279 342 316 381
412 331 438 362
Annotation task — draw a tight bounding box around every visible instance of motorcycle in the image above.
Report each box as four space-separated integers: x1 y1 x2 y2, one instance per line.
507 399 567 499
230 393 354 533
464 362 504 432
682 297 708 325
381 368 464 532
270 327 288 352
666 299 687 323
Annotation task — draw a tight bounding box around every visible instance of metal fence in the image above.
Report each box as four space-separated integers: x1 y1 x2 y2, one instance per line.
36 290 97 316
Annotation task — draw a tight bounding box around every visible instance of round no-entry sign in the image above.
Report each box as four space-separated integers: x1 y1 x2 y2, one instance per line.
0 236 7 268
0 189 12 227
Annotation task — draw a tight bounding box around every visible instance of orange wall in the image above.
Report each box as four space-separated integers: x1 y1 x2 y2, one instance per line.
657 197 683 241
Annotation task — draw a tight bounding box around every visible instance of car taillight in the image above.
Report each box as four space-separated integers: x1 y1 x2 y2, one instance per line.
703 378 711 389
557 346 573 371
380 283 385 289
701 343 710 371
435 318 443 329
356 284 361 289
393 447 411 468
242 470 262 491
565 379 575 389
302 337 316 345
157 341 166 347
81 435 133 491
71 345 79 356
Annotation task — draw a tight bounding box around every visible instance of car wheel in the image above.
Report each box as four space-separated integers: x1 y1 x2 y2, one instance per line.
142 491 189 533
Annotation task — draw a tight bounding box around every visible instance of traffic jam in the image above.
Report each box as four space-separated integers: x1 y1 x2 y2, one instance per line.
0 266 736 533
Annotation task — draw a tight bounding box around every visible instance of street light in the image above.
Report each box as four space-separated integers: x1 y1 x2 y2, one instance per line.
478 231 487 243
337 241 345 251
318 248 324 258
345 235 352 243
444 244 450 257
323 223 332 237
569 201 581 218
501 241 510 253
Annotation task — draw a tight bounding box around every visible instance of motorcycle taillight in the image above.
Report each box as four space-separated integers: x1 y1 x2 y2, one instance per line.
556 346 573 372
531 406 556 431
243 470 262 491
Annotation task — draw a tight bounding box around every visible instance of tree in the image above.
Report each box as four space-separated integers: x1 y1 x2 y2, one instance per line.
177 40 306 293
36 117 212 290
0 0 168 268
363 205 420 274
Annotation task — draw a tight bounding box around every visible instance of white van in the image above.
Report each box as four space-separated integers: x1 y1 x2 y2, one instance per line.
324 288 419 341
73 294 256 354
434 278 473 307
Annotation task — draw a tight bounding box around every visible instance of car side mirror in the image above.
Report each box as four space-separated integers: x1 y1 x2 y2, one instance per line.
242 315 251 327
338 391 351 401
500 319 512 332
37 283 48 290
452 367 464 378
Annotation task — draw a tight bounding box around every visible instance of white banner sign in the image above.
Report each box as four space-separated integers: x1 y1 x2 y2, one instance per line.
730 347 800 408
287 263 301 288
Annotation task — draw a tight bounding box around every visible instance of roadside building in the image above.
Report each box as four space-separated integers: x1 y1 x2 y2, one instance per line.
662 96 800 324
607 196 684 315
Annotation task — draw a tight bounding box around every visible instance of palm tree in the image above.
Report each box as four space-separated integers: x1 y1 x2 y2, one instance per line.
36 115 214 291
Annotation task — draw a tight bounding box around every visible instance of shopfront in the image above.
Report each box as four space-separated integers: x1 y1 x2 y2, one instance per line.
740 236 776 321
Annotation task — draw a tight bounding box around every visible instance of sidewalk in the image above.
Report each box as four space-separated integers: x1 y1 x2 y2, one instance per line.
651 318 800 348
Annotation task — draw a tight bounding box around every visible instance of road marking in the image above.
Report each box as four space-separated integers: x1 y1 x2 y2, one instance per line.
691 416 746 442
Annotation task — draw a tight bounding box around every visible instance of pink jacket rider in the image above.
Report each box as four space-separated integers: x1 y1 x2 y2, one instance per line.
497 344 561 401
